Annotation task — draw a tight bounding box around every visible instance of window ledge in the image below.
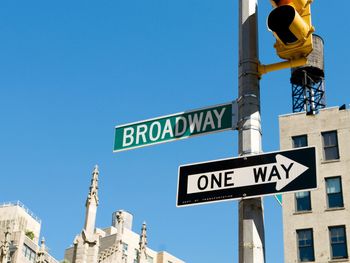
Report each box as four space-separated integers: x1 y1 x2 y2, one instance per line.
328 258 349 263
325 207 345 212
293 210 312 215
321 159 341 164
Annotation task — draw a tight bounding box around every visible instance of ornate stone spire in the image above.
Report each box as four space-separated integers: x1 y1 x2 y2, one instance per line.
116 211 124 263
97 212 125 263
36 237 46 263
83 165 99 237
138 222 148 263
70 165 101 263
40 237 46 251
86 165 99 206
116 211 124 237
1 227 11 263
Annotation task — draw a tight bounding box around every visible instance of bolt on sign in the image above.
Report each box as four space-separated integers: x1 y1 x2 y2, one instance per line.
114 102 237 152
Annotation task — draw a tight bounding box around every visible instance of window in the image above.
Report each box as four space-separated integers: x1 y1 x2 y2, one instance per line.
329 226 348 259
292 135 308 148
322 131 339 160
22 244 36 263
326 177 344 208
122 243 128 262
133 249 139 263
122 243 128 252
297 229 315 262
295 191 311 212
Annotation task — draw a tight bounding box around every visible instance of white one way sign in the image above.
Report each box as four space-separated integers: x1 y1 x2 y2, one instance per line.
177 147 317 207
187 154 308 194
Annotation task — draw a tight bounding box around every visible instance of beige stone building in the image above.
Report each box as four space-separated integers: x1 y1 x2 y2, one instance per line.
279 106 350 262
64 166 185 263
0 201 58 263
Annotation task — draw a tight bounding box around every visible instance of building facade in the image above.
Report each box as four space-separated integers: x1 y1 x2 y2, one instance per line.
280 106 350 262
64 166 185 263
0 201 58 263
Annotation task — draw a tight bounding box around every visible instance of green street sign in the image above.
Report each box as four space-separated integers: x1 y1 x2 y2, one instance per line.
114 102 237 152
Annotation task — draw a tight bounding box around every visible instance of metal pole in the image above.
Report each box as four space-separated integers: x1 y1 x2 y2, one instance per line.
238 0 265 262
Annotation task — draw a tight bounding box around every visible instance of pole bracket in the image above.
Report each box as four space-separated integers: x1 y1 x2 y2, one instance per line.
258 57 307 76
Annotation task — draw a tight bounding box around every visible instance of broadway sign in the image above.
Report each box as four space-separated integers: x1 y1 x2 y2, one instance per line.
114 102 237 152
177 147 317 207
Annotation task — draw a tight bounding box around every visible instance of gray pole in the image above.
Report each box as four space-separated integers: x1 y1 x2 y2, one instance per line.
238 0 265 262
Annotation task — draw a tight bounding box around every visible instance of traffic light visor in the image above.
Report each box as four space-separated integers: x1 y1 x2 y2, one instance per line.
268 5 298 44
267 0 314 60
272 0 293 6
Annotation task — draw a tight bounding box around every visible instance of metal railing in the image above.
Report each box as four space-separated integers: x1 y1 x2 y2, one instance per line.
0 201 42 224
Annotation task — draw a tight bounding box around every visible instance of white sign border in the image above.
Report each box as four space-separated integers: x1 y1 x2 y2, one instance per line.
176 146 318 207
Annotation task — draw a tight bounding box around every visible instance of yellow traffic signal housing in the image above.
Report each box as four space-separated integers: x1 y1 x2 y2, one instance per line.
268 0 314 60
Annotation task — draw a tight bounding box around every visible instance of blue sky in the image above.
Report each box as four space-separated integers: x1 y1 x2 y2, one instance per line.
1 1 350 262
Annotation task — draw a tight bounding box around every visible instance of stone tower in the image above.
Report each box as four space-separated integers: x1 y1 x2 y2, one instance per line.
138 223 147 263
71 165 100 263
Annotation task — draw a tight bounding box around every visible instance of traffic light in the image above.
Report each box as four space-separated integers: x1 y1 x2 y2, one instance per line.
268 0 314 60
